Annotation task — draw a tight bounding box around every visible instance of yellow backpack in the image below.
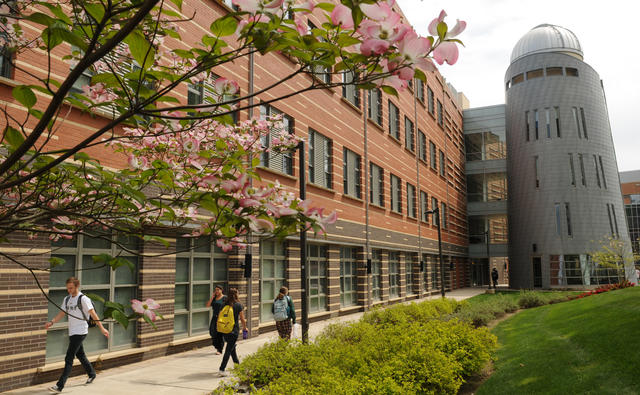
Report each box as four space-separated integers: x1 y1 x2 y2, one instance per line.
217 304 235 334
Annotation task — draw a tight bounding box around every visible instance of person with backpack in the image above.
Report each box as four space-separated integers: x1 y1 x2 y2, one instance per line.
491 267 499 290
206 285 226 354
272 286 296 339
216 288 247 376
45 277 109 393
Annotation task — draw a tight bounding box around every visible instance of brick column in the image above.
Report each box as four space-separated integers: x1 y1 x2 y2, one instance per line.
0 232 49 392
356 248 368 308
138 238 176 348
380 250 389 301
327 244 340 314
247 243 260 337
398 252 406 298
286 241 302 321
411 253 420 296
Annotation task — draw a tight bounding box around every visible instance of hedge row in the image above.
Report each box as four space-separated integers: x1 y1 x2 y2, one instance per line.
214 298 497 395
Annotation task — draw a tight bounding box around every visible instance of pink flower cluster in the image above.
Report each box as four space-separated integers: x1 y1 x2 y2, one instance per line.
131 298 161 321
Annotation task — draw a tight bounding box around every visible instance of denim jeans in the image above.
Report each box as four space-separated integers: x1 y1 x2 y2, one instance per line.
56 334 95 389
219 332 239 371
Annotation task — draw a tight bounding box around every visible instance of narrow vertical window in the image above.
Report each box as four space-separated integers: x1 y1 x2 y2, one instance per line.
437 100 443 126
569 153 576 186
534 110 539 140
555 203 562 235
439 150 445 177
388 101 399 139
545 108 551 138
565 202 572 237
440 202 447 229
580 108 588 139
390 174 401 213
404 117 415 152
430 141 437 170
427 87 434 114
420 191 428 223
578 154 587 187
525 111 530 141
534 156 540 188
599 156 607 189
593 155 601 188
554 107 561 137
572 107 582 138
611 204 619 236
607 204 615 235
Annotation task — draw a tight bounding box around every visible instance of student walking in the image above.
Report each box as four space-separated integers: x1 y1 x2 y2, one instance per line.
272 286 296 340
206 285 226 354
45 277 109 393
217 288 247 376
491 267 499 290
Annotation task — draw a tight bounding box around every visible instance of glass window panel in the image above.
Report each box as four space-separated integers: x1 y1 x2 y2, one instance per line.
49 255 76 289
47 290 70 322
191 311 210 332
261 303 274 322
116 234 140 251
52 236 77 249
112 319 136 346
175 258 189 283
262 241 274 256
262 259 275 278
261 281 274 302
193 258 211 281
115 256 138 285
275 260 286 278
174 284 188 311
176 237 190 252
193 236 211 253
114 287 136 315
174 314 188 334
83 325 108 354
213 259 227 282
85 289 109 318
81 255 110 285
46 330 69 359
83 232 112 250
192 284 211 307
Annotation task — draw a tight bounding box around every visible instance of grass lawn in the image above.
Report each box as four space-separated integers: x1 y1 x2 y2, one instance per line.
477 286 640 395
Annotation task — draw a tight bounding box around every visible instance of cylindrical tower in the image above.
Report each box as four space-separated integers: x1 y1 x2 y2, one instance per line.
505 24 634 288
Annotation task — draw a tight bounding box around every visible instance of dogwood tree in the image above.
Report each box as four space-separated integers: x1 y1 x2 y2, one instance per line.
0 0 465 327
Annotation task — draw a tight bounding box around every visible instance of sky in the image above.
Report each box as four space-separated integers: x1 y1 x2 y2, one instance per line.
397 0 640 172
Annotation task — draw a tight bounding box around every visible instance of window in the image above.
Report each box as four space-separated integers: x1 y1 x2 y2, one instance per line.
546 67 563 76
572 107 582 138
440 202 447 229
368 89 382 125
342 71 360 108
405 256 415 295
259 241 286 322
534 156 540 188
431 197 438 224
534 110 539 140
390 174 402 213
430 141 437 170
578 153 587 187
388 252 400 298
308 22 331 84
525 111 530 141
580 108 588 139
0 34 12 78
607 203 619 236
594 155 602 188
404 117 415 151
187 82 204 105
599 156 607 189
371 250 382 301
309 129 332 188
427 87 434 114
526 69 544 79
47 233 139 360
175 236 228 337
340 247 358 307
420 191 429 223
407 183 417 218
260 105 295 175
223 0 240 10
418 130 427 161
370 163 384 207
506 80 511 90
555 203 562 235
416 79 424 102
308 244 328 312
607 204 615 236
545 108 551 138
554 107 561 137
566 67 579 77
437 99 443 126
611 204 619 236
439 150 445 177
565 202 572 237
343 148 362 198
569 153 576 186
512 73 524 85
69 46 94 94
388 100 400 139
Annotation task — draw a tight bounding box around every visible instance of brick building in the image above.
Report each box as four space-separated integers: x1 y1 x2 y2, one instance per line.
620 170 640 260
0 0 469 391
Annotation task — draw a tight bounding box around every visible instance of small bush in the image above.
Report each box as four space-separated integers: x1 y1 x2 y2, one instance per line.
452 294 519 327
518 290 546 308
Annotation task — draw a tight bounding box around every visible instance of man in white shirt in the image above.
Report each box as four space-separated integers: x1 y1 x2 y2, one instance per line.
45 277 109 393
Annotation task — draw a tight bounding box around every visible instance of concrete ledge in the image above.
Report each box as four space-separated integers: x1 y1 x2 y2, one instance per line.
37 346 151 373
168 334 209 347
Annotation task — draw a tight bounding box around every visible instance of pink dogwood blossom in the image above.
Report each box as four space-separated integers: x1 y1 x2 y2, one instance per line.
131 298 161 321
331 4 353 29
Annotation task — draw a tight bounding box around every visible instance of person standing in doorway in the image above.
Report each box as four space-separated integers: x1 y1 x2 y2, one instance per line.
272 286 296 340
206 285 226 355
491 267 499 290
217 288 247 376
45 277 109 393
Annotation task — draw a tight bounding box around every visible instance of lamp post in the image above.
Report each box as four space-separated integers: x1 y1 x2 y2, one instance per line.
426 207 446 298
295 140 309 343
485 228 491 290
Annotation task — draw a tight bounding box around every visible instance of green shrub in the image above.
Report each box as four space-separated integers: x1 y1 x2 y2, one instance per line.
218 298 498 395
518 290 547 308
451 294 519 327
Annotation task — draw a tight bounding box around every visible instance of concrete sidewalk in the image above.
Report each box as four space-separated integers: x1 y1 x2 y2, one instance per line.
5 288 485 395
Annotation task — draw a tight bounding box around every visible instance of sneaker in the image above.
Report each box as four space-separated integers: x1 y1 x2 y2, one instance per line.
219 370 229 377
86 376 96 385
48 386 62 393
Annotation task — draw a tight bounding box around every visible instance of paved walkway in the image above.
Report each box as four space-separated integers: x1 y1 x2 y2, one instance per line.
6 288 485 395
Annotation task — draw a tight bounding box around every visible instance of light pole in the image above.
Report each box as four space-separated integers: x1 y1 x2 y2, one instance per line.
485 228 491 290
296 141 309 343
426 207 446 298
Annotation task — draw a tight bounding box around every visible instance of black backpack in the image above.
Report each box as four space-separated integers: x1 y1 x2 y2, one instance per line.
65 294 97 328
